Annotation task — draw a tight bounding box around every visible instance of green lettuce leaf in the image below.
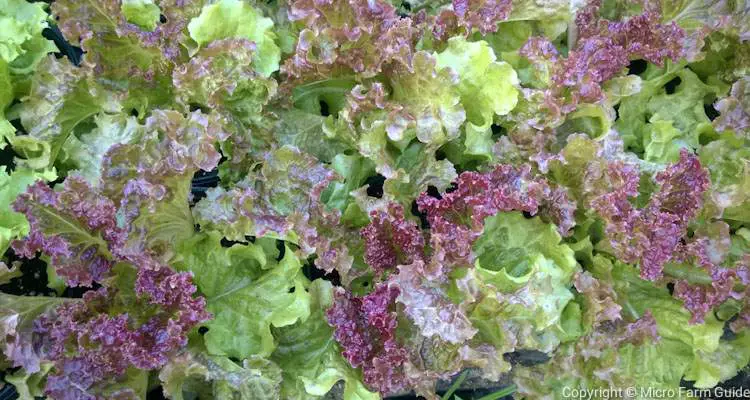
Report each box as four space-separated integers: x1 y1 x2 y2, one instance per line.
471 212 579 352
270 279 378 400
660 0 749 39
516 254 745 398
60 114 143 185
0 262 21 286
506 0 581 38
52 0 180 111
643 120 686 163
175 232 310 359
516 333 696 400
15 58 108 169
699 133 750 222
474 211 578 286
556 103 615 141
685 331 750 388
292 78 356 117
729 228 750 264
274 109 351 163
120 0 161 31
616 65 721 158
382 141 457 206
100 110 226 253
194 145 334 241
0 0 56 74
173 38 278 144
435 37 520 134
603 254 750 389
0 59 14 146
387 51 465 146
188 0 281 76
4 362 53 399
599 256 724 354
603 75 643 106
320 153 375 216
0 166 56 254
160 351 283 400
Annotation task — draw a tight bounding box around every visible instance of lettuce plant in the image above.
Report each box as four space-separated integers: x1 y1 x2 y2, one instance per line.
0 0 749 399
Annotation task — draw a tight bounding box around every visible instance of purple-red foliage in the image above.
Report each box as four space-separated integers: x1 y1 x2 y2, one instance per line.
520 0 686 111
12 178 126 287
326 284 408 395
361 203 425 274
415 164 576 271
592 150 710 281
37 263 210 399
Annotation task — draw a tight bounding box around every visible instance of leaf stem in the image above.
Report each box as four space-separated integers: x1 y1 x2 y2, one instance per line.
662 264 713 285
441 370 469 400
475 384 517 400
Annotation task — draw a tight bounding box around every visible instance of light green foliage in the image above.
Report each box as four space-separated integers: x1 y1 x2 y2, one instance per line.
188 0 281 76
